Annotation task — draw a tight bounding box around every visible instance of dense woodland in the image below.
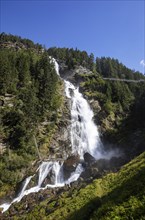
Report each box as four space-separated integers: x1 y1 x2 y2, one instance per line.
0 32 42 50
0 33 145 218
0 33 63 194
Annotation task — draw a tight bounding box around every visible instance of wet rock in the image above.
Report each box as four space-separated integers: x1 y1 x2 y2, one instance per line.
63 154 80 180
63 155 80 171
41 170 56 187
83 152 96 166
69 180 79 188
69 88 74 97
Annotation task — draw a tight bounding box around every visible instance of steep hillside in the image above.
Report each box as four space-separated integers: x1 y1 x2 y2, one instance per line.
0 34 67 199
0 34 145 219
79 72 145 157
48 47 145 158
2 151 144 219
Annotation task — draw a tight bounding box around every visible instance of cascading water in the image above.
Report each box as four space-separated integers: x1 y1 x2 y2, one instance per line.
65 80 103 160
0 59 104 213
0 175 33 213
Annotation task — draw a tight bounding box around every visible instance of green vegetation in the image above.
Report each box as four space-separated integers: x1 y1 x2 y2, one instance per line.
0 34 63 196
1 34 145 219
47 48 145 156
48 47 95 71
49 152 145 220
96 57 145 80
78 64 145 156
7 152 145 219
0 32 42 51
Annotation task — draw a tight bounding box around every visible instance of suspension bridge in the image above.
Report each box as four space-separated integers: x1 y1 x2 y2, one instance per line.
103 78 145 83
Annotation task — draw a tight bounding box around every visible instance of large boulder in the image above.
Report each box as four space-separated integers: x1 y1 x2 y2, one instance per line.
83 152 96 166
63 154 80 180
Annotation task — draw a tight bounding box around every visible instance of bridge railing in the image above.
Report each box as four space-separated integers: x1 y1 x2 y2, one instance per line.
103 78 145 83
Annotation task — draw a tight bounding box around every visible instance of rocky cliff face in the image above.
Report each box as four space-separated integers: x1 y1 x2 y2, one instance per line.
59 64 103 131
59 63 93 85
58 64 135 162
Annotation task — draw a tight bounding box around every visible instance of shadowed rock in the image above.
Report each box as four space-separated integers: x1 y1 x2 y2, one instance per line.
63 154 80 180
83 152 96 166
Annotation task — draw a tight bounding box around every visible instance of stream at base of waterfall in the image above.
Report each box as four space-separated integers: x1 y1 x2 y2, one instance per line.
0 59 105 213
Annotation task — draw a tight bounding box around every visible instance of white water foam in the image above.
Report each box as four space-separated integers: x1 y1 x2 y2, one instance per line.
50 57 60 76
64 80 102 159
0 59 103 213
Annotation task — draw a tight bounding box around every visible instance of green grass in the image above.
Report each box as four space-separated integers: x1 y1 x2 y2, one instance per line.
6 151 145 220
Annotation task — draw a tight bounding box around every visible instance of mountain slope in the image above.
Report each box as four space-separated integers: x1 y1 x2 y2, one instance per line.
49 47 145 158
0 33 145 219
2 151 144 219
0 34 65 199
43 151 145 220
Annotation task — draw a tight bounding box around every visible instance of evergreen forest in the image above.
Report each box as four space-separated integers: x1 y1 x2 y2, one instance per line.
0 33 145 219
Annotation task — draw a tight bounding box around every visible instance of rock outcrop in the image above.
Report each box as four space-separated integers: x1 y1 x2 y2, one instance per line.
59 63 93 86
63 154 80 180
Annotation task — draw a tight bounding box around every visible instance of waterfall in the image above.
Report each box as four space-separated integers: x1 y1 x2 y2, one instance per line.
0 59 103 213
65 164 84 184
0 176 33 213
64 80 103 160
38 162 53 187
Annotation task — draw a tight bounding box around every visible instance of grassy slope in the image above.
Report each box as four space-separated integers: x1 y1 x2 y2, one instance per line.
8 152 145 220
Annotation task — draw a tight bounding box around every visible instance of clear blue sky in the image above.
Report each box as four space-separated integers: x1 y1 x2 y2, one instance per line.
0 0 144 73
